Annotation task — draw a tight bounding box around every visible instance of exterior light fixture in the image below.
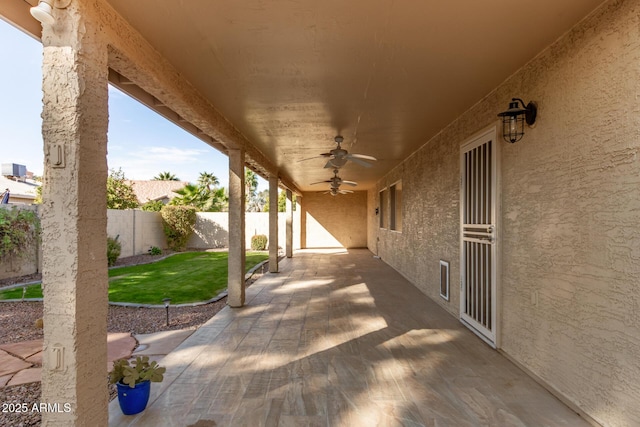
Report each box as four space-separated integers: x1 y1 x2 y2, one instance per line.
30 0 71 25
497 98 537 143
162 298 171 326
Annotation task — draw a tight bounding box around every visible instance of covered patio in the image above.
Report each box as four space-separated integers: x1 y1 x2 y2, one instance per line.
109 249 588 426
2 0 638 425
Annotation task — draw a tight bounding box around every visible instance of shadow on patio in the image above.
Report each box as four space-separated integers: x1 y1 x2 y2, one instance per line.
109 249 589 427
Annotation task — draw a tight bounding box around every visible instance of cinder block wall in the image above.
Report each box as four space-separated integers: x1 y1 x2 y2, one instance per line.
106 209 166 257
187 210 302 250
2 207 302 279
369 1 640 426
0 205 41 280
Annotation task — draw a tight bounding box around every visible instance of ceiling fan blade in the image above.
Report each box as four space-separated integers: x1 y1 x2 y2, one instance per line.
338 189 354 194
297 156 322 162
349 153 377 161
347 156 374 168
341 180 358 186
310 180 331 185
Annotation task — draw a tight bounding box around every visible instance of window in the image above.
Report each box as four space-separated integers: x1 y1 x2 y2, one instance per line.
390 181 402 232
379 189 387 228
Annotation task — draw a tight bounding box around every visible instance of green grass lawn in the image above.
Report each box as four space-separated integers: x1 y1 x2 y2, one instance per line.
0 251 268 304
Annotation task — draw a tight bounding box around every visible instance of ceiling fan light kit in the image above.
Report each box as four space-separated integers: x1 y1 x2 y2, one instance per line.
30 0 72 24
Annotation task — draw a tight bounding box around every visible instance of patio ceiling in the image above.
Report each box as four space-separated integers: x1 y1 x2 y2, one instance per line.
8 0 607 191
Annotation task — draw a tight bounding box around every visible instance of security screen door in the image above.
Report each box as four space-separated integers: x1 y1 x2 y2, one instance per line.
460 128 498 347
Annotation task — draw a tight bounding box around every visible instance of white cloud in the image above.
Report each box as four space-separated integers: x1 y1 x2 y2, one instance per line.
108 145 228 185
142 146 209 163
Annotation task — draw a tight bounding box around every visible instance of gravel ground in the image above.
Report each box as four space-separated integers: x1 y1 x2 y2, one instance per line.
0 252 268 427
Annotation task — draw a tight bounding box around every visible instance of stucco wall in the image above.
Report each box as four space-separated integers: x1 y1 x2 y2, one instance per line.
368 136 461 317
302 191 367 248
370 1 640 426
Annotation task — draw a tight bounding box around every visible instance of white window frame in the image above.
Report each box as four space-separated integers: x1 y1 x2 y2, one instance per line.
389 180 402 232
379 188 387 229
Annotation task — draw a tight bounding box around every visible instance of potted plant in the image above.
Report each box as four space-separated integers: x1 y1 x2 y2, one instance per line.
109 356 166 415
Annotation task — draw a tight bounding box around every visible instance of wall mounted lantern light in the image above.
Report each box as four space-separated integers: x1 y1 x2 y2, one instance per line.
497 98 537 143
30 0 71 25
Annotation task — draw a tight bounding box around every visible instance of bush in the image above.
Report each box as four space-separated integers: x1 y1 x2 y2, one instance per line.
251 234 268 251
0 207 40 261
141 200 164 212
161 205 196 251
148 246 162 256
107 235 121 267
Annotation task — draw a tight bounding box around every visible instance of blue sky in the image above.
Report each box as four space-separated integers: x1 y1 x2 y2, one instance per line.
0 18 263 189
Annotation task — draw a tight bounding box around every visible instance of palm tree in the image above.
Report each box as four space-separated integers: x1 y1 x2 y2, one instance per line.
197 172 219 191
248 189 268 212
153 171 180 181
245 168 258 209
170 184 202 207
171 183 227 212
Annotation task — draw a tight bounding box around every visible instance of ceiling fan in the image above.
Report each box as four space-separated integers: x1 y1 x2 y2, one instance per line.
301 135 377 169
310 169 357 188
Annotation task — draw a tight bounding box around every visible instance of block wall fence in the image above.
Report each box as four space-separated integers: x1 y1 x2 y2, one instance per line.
0 207 303 281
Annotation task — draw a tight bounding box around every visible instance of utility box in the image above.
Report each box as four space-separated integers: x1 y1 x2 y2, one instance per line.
1 163 27 177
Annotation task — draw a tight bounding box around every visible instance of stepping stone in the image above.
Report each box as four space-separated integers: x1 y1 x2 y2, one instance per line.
0 340 42 359
7 367 42 386
26 352 42 365
0 374 13 387
0 349 32 377
107 333 136 372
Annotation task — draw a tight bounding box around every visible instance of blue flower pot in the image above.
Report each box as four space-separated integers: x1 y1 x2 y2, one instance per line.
116 380 151 415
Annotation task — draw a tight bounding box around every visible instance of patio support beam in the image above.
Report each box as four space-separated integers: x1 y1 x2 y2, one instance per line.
95 2 302 196
228 148 246 307
268 175 279 273
286 189 293 258
39 2 109 425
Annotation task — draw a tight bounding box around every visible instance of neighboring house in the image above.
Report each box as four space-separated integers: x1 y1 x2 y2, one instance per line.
127 180 189 205
0 175 40 205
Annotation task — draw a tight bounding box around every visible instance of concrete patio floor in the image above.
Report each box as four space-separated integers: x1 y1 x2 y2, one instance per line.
109 249 589 427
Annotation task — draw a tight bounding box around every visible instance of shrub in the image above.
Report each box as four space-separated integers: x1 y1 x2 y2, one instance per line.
148 246 162 256
107 168 139 210
107 235 122 267
141 200 164 212
251 234 268 251
0 207 40 261
161 205 196 251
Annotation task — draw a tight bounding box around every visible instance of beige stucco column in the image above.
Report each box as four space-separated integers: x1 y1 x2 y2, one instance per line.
285 189 293 258
39 3 109 426
268 175 279 273
228 149 246 307
300 195 307 249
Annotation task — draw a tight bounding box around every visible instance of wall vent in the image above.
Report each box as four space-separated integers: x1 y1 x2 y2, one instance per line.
440 260 450 301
